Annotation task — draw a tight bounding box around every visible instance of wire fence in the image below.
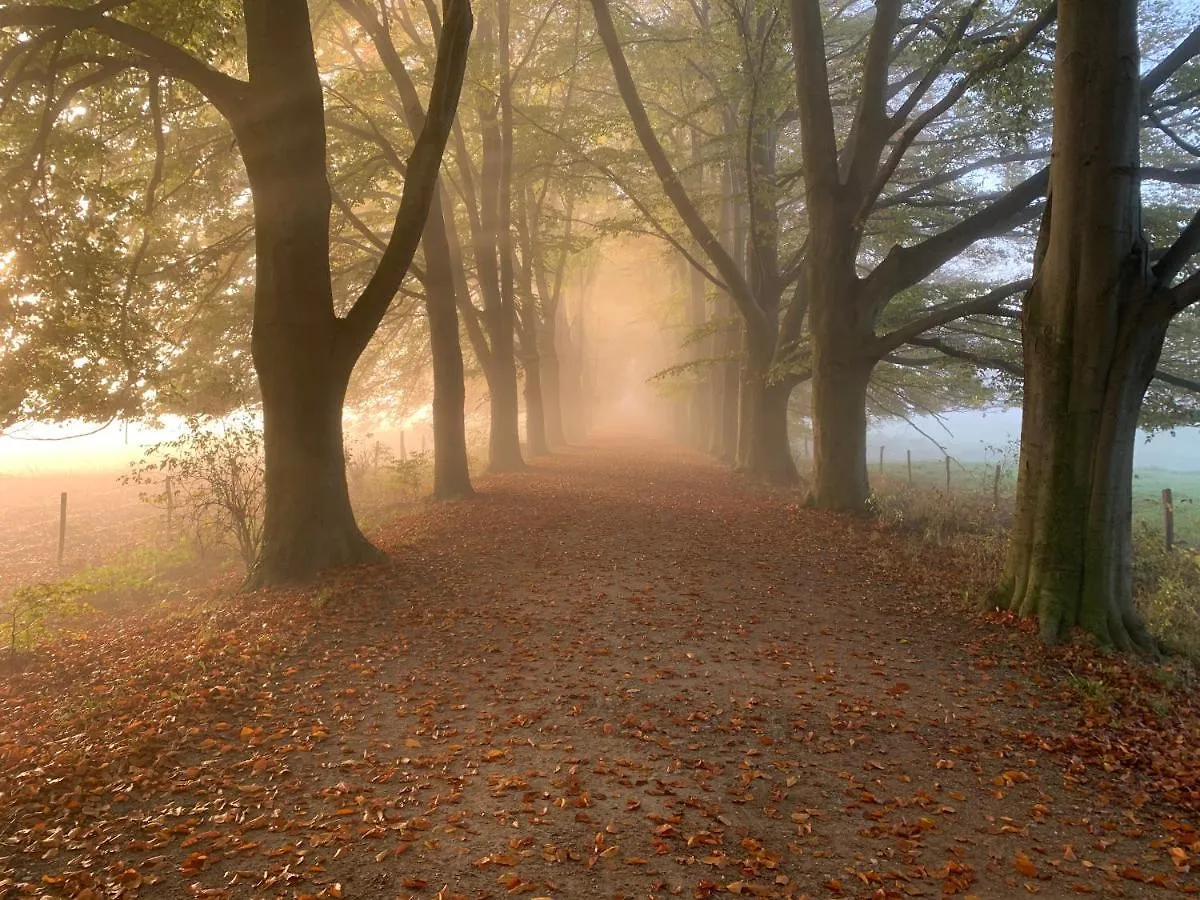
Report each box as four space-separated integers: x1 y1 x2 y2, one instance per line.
0 478 167 596
794 444 1197 550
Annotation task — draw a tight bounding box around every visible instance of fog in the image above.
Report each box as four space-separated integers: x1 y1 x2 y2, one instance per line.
2 233 1198 477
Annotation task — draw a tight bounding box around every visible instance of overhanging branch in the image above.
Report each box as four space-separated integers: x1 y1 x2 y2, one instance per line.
0 3 247 117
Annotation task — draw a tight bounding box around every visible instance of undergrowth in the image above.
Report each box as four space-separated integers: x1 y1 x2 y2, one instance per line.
1 542 196 665
871 483 1200 658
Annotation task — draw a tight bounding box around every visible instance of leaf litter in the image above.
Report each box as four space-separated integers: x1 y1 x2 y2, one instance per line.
1 442 1197 899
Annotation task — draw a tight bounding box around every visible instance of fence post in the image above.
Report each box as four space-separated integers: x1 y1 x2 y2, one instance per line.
879 446 885 475
993 465 1002 507
907 450 912 486
400 431 407 461
1163 488 1175 550
57 491 67 566
945 456 951 493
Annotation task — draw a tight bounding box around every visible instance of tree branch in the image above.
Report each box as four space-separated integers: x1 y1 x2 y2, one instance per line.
339 0 473 361
1141 23 1200 101
789 0 839 191
865 168 1047 306
0 3 247 118
588 0 762 333
874 278 1030 355
859 2 1055 226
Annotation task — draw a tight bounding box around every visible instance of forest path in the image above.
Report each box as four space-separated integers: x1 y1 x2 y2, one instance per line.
2 441 1196 899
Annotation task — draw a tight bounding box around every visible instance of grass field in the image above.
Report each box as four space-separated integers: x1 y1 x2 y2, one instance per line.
798 454 1199 547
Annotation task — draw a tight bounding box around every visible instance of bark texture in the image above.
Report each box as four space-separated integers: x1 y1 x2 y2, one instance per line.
422 204 474 499
240 0 471 585
1000 0 1163 651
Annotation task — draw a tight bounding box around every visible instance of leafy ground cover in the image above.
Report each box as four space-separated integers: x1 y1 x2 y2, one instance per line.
1 442 1197 899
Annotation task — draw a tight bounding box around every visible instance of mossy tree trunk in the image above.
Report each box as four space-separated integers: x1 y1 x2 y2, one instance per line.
998 0 1200 650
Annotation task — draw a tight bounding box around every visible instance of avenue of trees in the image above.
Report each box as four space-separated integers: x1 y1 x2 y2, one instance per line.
1 0 1199 649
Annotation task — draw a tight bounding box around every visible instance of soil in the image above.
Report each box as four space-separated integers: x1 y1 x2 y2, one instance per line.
0 442 1196 899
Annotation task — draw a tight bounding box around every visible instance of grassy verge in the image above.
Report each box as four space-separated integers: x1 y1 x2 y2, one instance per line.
861 475 1200 657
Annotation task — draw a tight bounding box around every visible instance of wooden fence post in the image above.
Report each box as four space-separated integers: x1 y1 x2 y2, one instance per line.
400 431 407 461
1163 488 1175 550
879 446 885 475
57 491 67 566
907 450 912 486
945 456 951 493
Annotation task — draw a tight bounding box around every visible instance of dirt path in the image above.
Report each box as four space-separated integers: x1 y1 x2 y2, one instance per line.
1 443 1196 899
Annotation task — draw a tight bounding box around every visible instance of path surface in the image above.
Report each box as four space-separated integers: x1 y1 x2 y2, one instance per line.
1 443 1197 899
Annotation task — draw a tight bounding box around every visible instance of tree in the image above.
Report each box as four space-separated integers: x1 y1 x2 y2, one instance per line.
330 0 475 500
999 1 1200 650
590 0 807 484
790 0 1055 509
0 0 473 586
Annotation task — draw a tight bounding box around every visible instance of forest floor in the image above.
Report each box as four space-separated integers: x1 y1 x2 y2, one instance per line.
2 441 1198 900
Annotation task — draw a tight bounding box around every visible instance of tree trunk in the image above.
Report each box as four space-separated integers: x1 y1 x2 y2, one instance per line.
807 354 872 510
521 312 549 455
539 319 566 446
558 308 584 442
803 177 875 510
1003 311 1164 650
239 1 382 587
1000 0 1163 652
686 256 711 449
422 201 474 499
467 6 525 473
745 376 797 484
711 298 740 462
523 357 548 454
250 339 382 586
735 324 754 468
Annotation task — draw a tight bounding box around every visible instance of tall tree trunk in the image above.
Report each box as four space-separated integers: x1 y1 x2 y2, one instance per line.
686 256 711 449
714 163 746 464
804 190 874 509
517 269 548 455
522 344 548 453
422 201 474 499
558 305 584 442
745 376 797 484
807 353 872 509
711 295 740 462
515 185 556 454
240 2 380 587
461 7 524 472
735 326 755 467
706 313 726 459
1000 0 1164 651
539 319 565 446
252 337 380 584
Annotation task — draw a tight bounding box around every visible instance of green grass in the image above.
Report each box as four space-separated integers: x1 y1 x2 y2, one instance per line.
814 456 1200 547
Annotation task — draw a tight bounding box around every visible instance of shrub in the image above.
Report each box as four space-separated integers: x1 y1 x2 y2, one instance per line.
2 579 89 657
345 435 396 490
390 449 433 496
127 414 265 570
